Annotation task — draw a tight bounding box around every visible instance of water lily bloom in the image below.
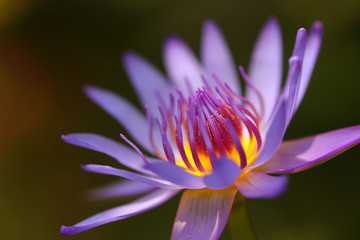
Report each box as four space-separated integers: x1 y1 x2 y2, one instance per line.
61 17 360 239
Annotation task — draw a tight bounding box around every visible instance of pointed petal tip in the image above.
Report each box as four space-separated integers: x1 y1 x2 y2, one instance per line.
289 55 301 65
312 21 323 31
121 50 136 63
297 28 307 35
83 84 100 97
60 225 71 235
164 33 181 45
203 18 217 30
266 16 280 27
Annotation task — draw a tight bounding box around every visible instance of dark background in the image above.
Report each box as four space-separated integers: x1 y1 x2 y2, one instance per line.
1 0 359 239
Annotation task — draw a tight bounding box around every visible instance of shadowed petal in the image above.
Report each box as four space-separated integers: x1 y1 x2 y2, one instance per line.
84 86 156 153
145 162 206 189
61 189 179 235
296 21 323 109
247 17 283 124
122 51 172 118
259 125 360 174
164 36 204 95
284 56 302 125
250 99 286 169
82 164 181 189
235 172 288 199
87 180 156 201
203 158 241 190
201 20 240 93
62 133 151 173
171 188 237 240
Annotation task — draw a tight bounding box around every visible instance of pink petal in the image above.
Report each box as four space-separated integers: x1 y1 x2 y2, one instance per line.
259 125 360 174
247 17 283 124
82 164 181 189
171 188 237 240
201 20 240 93
235 172 288 199
164 36 204 95
295 21 323 109
122 51 173 118
84 86 158 154
61 189 179 235
87 180 156 201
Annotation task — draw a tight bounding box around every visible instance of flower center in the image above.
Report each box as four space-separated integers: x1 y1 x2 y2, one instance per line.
147 79 262 176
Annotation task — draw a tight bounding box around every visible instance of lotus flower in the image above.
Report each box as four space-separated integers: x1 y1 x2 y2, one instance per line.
61 17 360 239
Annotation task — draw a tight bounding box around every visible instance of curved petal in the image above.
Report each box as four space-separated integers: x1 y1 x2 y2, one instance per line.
235 172 288 199
62 133 150 173
203 158 241 190
122 51 173 118
284 56 302 125
144 162 206 189
201 20 240 93
250 99 286 169
171 188 237 240
84 86 155 153
61 189 179 235
296 21 323 109
82 164 181 189
87 180 156 201
163 36 204 95
247 17 283 124
259 125 360 174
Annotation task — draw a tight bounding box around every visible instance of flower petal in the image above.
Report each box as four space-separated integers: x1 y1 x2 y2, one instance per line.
164 36 204 95
82 164 181 189
247 17 283 124
62 133 152 173
250 99 286 169
61 189 179 235
203 158 241 190
144 162 206 189
259 125 360 174
171 188 237 240
235 172 288 199
201 20 240 93
296 21 323 109
84 86 156 153
87 180 156 201
284 56 302 125
122 51 172 117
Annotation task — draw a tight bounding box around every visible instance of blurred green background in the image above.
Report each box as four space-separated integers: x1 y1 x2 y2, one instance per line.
1 0 359 239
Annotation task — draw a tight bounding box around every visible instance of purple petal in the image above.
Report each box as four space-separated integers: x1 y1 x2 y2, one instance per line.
82 164 181 189
296 21 323 109
284 56 302 125
250 99 287 169
235 172 288 199
247 17 283 124
201 20 240 93
259 125 360 174
203 158 241 190
291 28 307 60
87 180 156 201
122 51 173 118
144 162 206 189
164 36 204 95
84 86 156 153
61 189 179 235
62 133 154 173
171 188 237 240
